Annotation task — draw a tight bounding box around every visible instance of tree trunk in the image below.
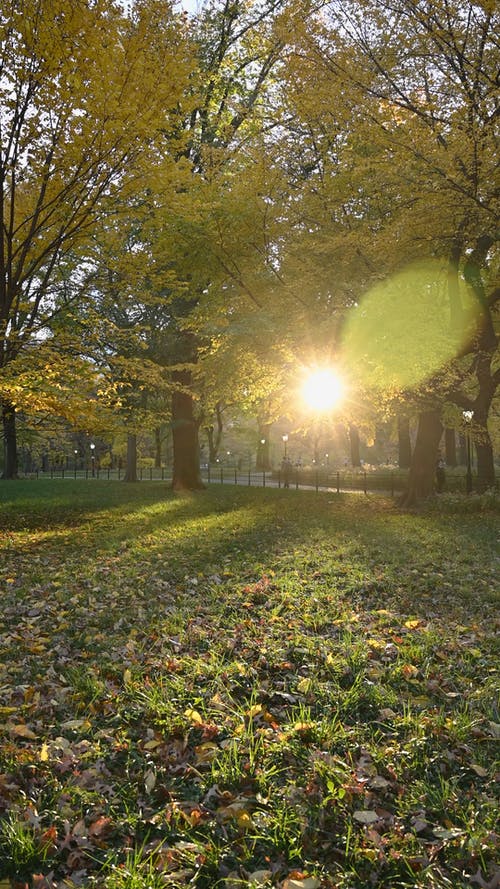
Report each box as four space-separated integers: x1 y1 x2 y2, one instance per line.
206 427 217 464
449 355 497 491
398 410 443 507
256 420 272 470
310 432 319 466
473 412 495 492
397 415 412 469
154 427 162 469
444 428 457 467
206 402 224 464
349 424 361 467
458 432 467 465
1 401 18 479
171 370 204 491
473 356 497 492
124 434 138 482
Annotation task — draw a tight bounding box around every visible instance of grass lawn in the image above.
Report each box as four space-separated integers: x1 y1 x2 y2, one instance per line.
0 481 498 889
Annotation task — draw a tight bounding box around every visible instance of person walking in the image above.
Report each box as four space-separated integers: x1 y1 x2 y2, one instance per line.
436 457 446 493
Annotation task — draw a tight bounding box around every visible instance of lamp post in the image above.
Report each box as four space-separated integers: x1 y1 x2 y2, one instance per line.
257 438 267 473
282 433 288 459
463 410 473 494
90 442 96 478
74 449 78 470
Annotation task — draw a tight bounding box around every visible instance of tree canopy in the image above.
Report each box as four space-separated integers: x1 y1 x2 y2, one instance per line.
1 0 498 495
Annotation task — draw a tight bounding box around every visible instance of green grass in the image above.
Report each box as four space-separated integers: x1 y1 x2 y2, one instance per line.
0 480 498 889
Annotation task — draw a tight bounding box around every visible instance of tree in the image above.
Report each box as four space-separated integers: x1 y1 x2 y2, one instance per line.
281 0 499 500
144 0 326 489
0 0 191 476
397 415 412 470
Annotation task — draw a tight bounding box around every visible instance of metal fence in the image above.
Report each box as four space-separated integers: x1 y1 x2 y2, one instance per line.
15 465 487 495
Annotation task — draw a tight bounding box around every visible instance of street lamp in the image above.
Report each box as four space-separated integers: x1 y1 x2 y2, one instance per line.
463 410 473 494
282 433 288 458
258 438 267 473
90 442 96 478
74 449 78 469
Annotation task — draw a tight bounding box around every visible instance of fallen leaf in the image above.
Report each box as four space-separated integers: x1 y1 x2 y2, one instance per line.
88 816 112 838
470 866 500 888
412 815 429 833
143 739 162 750
353 810 380 824
72 819 87 837
10 723 37 739
248 870 272 886
144 769 156 793
184 707 203 724
487 722 500 739
432 826 465 840
195 742 219 764
282 878 320 889
60 718 89 731
369 775 390 790
378 708 397 720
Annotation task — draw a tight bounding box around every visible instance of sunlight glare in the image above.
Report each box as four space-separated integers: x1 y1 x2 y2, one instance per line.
340 260 479 390
301 369 345 412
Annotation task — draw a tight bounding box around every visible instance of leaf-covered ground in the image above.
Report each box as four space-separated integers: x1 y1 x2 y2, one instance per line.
0 481 498 889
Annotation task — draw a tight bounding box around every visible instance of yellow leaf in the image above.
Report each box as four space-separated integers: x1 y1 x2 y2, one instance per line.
246 703 262 718
236 810 253 829
0 707 18 717
184 708 203 724
40 742 49 761
195 742 218 764
144 739 162 750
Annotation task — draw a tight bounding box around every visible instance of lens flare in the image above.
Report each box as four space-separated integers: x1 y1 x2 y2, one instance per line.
341 260 479 390
301 368 345 412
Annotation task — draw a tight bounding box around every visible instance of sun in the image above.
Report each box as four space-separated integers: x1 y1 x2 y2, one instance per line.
301 368 345 412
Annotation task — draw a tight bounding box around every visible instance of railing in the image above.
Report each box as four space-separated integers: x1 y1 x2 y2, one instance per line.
14 466 490 495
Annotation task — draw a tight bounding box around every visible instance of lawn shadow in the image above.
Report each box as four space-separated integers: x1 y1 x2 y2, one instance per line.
1 482 497 629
